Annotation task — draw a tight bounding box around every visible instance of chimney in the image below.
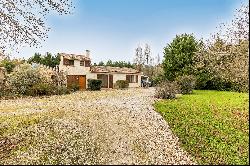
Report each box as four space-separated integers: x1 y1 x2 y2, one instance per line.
85 50 90 58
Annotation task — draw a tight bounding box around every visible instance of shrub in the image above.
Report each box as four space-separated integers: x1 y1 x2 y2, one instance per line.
28 83 56 96
115 80 129 89
155 81 181 99
151 74 165 87
0 59 16 73
175 75 196 94
56 86 71 95
7 63 44 95
87 79 102 91
68 83 79 92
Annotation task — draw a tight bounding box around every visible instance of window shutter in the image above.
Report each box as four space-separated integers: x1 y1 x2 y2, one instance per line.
126 75 130 82
136 75 138 83
85 61 91 67
63 58 69 65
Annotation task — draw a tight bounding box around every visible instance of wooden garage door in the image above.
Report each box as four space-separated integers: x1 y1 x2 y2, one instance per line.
67 75 86 90
79 76 86 90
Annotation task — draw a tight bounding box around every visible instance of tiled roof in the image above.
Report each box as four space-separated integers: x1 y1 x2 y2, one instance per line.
90 66 140 74
59 53 91 61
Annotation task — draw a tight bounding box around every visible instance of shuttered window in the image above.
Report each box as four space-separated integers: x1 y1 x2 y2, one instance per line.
126 75 138 83
85 60 91 67
63 58 74 66
80 61 84 66
63 58 69 65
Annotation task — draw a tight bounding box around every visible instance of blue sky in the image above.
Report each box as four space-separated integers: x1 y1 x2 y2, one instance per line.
15 0 244 63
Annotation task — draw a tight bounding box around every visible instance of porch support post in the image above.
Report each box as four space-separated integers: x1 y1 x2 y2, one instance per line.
108 74 109 88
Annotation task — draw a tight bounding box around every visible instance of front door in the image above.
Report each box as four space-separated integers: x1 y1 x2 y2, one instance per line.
79 75 86 90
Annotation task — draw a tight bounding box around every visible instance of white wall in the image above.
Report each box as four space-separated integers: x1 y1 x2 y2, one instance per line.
113 74 126 83
113 73 141 88
59 59 90 76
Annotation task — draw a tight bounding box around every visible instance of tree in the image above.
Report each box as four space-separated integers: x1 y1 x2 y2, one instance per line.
27 52 60 68
106 60 113 66
0 58 16 73
0 0 73 52
98 61 105 66
156 53 161 65
163 33 199 81
144 43 151 65
194 3 249 92
27 53 42 64
134 44 145 72
217 3 249 44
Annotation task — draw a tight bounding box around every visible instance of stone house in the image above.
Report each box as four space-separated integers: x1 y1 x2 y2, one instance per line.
58 50 142 90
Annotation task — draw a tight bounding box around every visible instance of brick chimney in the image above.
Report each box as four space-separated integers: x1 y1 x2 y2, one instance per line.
85 50 90 58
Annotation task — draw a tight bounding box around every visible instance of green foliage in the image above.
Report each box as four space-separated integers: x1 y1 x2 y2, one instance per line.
68 83 79 92
56 86 71 95
27 52 60 68
163 34 199 81
0 59 16 73
115 80 129 89
154 81 181 99
96 60 135 68
7 64 43 95
154 90 249 165
87 79 102 91
98 61 105 66
194 38 248 92
28 83 55 96
151 74 164 87
175 75 196 94
28 83 70 96
4 63 70 97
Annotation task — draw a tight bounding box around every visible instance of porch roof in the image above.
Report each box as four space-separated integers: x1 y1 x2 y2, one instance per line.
90 66 140 74
59 53 91 61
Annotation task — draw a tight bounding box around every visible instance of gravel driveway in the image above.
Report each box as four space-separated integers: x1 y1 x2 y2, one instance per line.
0 88 196 165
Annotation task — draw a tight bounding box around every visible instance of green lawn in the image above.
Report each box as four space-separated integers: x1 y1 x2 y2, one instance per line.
154 90 249 165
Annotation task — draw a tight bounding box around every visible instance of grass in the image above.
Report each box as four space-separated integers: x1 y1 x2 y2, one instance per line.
154 90 249 165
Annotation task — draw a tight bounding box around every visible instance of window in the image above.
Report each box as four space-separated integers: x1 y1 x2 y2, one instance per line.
63 58 69 65
63 58 74 66
97 74 108 88
85 60 91 67
126 75 138 83
69 60 74 66
80 61 84 66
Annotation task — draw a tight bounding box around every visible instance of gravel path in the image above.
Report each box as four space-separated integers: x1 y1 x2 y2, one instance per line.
0 88 196 165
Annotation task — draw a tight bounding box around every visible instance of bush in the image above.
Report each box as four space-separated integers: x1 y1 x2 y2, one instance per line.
27 83 54 96
68 83 79 92
7 64 43 95
87 79 102 91
56 86 71 95
155 81 181 99
175 75 196 94
3 63 71 97
151 74 164 87
0 59 16 73
115 80 129 89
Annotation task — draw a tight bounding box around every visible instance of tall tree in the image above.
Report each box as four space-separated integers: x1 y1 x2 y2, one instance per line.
217 3 249 44
98 61 104 66
134 44 145 72
163 34 199 81
144 43 151 65
27 52 60 68
0 0 73 52
106 60 113 66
